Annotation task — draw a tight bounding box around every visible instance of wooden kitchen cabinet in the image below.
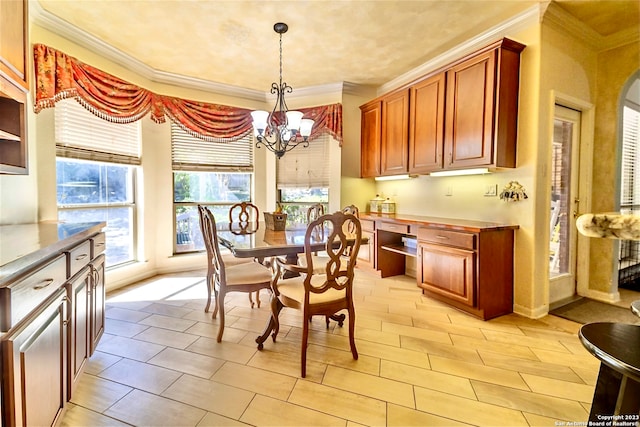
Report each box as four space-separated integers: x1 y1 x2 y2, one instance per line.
417 226 515 320
0 223 105 426
68 267 91 397
357 219 376 271
0 0 29 175
381 89 410 176
409 72 446 174
1 288 68 427
360 100 382 178
90 254 106 354
360 38 524 177
444 38 525 169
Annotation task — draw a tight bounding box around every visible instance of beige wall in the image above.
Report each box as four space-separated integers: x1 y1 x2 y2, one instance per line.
589 41 640 294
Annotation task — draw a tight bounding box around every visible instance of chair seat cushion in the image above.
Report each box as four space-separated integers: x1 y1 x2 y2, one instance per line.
298 254 349 274
226 262 272 286
276 275 346 305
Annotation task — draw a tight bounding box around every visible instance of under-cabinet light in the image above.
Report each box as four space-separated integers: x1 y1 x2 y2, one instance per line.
374 174 415 182
430 168 490 177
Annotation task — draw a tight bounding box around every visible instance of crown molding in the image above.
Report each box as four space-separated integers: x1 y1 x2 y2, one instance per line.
30 0 266 102
544 2 639 52
379 4 541 95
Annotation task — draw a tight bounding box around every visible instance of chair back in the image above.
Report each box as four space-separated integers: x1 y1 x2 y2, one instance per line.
341 205 360 233
306 203 325 224
229 202 259 224
198 205 225 286
301 211 361 295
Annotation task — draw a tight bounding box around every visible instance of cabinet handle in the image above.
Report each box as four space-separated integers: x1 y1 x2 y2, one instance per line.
436 235 449 240
33 278 54 290
75 253 89 261
95 242 105 247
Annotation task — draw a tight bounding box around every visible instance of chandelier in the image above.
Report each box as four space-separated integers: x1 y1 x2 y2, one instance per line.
251 23 314 159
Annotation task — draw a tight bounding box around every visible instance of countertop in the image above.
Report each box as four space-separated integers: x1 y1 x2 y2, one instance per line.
361 213 519 233
0 221 106 284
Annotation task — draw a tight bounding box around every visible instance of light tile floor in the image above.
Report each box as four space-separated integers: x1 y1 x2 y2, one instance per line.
59 268 602 427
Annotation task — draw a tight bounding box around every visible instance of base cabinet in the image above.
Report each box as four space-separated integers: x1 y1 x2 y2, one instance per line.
357 219 376 271
1 288 68 427
68 267 91 397
90 254 106 354
417 226 515 320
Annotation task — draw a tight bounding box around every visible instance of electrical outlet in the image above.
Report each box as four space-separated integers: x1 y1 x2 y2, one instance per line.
484 184 498 197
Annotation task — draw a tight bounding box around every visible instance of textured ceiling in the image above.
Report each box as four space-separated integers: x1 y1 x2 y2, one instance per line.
36 0 639 93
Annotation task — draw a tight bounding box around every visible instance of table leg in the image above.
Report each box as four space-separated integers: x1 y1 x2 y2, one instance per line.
589 363 640 421
256 297 283 350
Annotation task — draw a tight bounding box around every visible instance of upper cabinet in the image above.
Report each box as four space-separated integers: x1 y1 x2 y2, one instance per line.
0 0 29 175
360 100 382 178
360 38 525 177
381 89 410 175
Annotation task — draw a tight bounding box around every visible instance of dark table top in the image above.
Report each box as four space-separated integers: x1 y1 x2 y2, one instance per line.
579 322 640 383
217 221 330 259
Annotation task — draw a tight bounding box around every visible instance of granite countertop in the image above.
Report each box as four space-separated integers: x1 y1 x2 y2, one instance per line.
361 212 519 232
0 221 106 284
577 213 640 240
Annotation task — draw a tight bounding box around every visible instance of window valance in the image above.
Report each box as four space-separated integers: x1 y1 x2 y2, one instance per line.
33 44 342 144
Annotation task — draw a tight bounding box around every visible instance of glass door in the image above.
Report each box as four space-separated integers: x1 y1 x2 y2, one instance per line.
549 105 581 303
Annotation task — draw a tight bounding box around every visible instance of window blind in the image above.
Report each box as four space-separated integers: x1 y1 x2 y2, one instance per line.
55 98 141 164
621 104 640 207
277 134 330 189
171 123 253 172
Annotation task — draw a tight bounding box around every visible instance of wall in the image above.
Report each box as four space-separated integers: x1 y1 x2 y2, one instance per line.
589 41 640 294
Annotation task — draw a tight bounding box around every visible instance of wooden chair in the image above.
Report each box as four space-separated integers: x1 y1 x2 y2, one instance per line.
197 205 272 342
306 203 325 223
228 201 263 307
270 210 361 377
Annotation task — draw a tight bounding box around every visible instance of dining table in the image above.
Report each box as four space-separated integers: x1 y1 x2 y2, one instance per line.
216 220 363 349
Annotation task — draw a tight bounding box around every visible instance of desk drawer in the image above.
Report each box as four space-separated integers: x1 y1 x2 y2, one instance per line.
377 222 409 234
68 240 91 278
92 232 106 258
360 219 375 232
418 228 476 250
0 254 67 332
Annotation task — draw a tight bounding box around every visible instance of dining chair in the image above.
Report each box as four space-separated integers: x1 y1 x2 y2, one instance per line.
197 205 273 342
306 203 325 223
270 210 361 377
228 201 263 307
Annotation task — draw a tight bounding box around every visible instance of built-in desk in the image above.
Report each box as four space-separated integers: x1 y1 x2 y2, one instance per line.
360 213 519 320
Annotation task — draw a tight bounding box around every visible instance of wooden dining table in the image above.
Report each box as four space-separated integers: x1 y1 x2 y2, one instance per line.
217 220 363 349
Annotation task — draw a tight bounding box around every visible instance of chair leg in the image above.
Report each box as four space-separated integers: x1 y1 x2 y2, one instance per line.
211 287 219 319
270 295 281 341
204 273 213 313
248 292 255 308
216 290 225 343
348 305 358 360
255 290 261 308
301 313 310 378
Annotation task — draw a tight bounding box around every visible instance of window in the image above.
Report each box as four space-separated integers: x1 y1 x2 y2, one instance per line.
172 123 253 253
55 98 140 267
277 134 331 223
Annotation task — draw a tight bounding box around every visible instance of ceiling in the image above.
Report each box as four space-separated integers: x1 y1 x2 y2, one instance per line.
35 0 639 94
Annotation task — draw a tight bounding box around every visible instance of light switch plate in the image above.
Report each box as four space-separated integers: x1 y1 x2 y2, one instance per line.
484 184 498 197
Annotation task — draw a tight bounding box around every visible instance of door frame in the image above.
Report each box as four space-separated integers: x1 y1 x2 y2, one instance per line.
548 92 595 301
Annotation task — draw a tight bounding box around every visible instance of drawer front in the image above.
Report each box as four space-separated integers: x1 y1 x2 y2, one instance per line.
418 228 476 250
92 233 106 258
377 221 410 234
360 219 375 232
1 254 67 332
68 240 92 278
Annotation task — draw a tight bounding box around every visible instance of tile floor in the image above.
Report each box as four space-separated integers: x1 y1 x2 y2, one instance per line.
59 268 602 427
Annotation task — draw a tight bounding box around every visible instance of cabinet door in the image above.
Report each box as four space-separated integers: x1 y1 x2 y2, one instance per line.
0 0 27 88
381 89 409 175
418 243 475 306
360 100 382 178
90 254 106 355
357 229 376 270
1 288 67 427
409 73 445 173
68 267 91 397
444 49 496 169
